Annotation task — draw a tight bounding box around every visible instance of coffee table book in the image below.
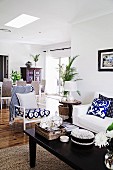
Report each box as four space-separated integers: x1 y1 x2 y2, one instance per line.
35 123 66 140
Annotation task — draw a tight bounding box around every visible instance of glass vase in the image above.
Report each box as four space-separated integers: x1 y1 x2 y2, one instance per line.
105 150 113 169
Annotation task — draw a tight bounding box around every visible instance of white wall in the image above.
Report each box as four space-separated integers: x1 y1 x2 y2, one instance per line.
71 13 113 104
0 42 45 79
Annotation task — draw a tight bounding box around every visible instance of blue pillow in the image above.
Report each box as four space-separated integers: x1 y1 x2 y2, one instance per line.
99 94 113 118
87 98 111 119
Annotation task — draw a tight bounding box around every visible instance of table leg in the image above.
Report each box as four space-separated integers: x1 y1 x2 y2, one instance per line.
29 136 36 168
68 104 72 123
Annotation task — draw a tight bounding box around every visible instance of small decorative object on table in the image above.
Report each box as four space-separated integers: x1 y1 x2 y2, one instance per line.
35 116 66 140
60 135 69 143
71 129 94 146
25 61 32 68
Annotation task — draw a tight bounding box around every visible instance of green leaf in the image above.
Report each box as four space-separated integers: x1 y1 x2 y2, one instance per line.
31 54 40 62
76 90 81 96
11 70 21 81
107 123 113 131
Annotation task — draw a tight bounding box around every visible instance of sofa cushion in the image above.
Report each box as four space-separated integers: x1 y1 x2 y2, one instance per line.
99 94 113 118
87 98 111 119
78 113 113 133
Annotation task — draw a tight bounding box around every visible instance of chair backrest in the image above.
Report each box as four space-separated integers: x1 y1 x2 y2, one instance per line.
17 81 26 86
31 81 39 95
9 85 32 122
3 78 11 81
41 79 46 92
2 80 12 97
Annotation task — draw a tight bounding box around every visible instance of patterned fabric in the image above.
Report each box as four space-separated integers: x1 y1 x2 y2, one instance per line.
99 94 113 118
15 107 50 119
87 98 111 119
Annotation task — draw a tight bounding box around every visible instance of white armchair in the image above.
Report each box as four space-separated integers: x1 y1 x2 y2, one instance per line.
72 92 113 133
9 86 50 130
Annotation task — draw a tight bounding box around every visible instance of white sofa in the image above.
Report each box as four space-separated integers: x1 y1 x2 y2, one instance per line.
72 92 113 133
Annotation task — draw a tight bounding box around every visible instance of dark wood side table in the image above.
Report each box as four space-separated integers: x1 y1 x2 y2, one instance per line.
59 100 81 123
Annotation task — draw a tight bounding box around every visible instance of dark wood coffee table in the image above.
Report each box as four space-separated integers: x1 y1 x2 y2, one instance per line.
24 128 108 170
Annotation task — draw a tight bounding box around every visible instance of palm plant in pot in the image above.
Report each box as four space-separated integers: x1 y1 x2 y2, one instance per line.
58 56 82 96
31 54 40 67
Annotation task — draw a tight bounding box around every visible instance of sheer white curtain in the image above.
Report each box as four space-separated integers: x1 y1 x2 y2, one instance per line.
45 48 71 95
45 51 59 94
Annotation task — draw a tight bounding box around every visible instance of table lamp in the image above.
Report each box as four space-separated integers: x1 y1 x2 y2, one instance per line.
64 81 77 101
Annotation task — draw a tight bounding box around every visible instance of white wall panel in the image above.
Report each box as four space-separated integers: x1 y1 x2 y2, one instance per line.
71 13 113 104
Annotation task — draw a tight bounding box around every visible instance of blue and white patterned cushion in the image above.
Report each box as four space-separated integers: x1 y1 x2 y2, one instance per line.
15 107 50 119
87 98 111 119
99 94 113 118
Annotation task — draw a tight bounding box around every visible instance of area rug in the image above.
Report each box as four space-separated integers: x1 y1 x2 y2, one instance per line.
0 144 73 170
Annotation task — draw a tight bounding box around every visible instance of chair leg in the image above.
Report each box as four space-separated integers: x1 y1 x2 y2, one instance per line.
23 122 26 131
1 99 2 110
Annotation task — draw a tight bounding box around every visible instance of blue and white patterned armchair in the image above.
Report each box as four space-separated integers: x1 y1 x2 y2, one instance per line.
9 86 50 130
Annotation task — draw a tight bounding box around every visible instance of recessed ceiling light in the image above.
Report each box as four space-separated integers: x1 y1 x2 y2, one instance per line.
5 14 40 28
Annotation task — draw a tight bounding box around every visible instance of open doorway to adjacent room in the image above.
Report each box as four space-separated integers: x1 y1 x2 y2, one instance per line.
0 55 9 81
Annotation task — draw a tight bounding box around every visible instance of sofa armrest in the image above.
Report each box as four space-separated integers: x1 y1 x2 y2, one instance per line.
72 104 90 125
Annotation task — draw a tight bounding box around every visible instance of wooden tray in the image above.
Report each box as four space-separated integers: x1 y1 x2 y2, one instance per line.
35 123 66 140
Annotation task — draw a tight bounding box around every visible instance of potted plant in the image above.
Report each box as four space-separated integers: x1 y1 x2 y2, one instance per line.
31 54 40 67
11 70 21 84
58 56 82 95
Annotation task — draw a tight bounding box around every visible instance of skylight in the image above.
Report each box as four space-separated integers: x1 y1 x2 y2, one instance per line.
5 14 40 28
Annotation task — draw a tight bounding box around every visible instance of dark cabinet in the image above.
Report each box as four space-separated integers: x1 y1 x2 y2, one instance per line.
20 67 42 83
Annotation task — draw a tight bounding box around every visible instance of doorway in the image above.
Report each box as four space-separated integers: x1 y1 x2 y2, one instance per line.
0 55 9 81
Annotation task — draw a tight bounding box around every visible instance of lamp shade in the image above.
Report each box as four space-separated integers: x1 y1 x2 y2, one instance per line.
64 81 77 92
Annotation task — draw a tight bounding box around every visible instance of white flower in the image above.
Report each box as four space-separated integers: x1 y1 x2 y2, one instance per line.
95 132 108 148
106 131 113 138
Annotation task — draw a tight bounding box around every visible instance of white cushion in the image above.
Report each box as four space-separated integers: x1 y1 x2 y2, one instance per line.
78 114 113 133
16 92 37 109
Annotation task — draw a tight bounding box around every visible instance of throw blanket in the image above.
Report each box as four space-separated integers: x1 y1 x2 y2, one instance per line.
9 86 32 122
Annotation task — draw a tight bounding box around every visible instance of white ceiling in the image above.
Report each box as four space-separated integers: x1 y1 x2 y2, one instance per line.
0 0 113 45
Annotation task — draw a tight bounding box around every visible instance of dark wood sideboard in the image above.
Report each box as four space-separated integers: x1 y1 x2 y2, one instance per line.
20 67 42 83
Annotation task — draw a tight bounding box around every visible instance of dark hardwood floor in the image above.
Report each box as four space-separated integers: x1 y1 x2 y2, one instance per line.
0 106 35 149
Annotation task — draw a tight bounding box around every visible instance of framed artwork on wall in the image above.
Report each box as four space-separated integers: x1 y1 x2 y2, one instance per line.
98 48 113 71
